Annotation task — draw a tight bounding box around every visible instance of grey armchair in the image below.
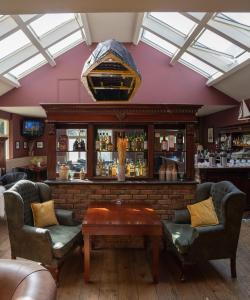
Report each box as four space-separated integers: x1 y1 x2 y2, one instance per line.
0 172 27 189
4 180 83 284
162 181 246 281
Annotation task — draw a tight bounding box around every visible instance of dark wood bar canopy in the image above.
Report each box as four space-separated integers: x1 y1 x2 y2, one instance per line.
42 103 201 181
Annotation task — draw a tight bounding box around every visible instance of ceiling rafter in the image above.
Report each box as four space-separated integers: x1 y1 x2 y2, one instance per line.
132 13 145 45
170 12 215 65
11 15 56 67
0 74 21 88
77 13 92 45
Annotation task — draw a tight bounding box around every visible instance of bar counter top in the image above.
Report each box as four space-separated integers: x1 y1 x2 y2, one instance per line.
45 179 197 185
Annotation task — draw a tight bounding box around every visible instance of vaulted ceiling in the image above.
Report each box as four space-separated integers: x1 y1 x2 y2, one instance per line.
0 0 249 117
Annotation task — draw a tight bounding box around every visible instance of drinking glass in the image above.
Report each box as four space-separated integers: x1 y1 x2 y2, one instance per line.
69 170 75 180
179 172 184 181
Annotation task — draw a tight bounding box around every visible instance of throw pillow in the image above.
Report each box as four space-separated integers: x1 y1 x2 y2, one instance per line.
187 197 219 227
31 200 59 227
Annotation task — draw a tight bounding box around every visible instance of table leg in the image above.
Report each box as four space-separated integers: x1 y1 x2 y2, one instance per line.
151 236 160 283
84 233 91 283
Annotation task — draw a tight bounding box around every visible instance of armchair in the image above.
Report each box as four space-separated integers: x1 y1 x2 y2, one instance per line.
162 181 246 280
0 172 27 189
4 180 83 284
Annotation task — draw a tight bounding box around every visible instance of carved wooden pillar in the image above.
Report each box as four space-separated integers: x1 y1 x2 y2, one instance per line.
0 137 8 174
87 124 94 178
186 123 195 180
47 123 56 180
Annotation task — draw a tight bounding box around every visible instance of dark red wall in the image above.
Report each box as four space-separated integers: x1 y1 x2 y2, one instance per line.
0 42 237 106
0 110 47 159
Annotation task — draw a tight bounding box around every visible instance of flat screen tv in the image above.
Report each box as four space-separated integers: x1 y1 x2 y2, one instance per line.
22 119 44 137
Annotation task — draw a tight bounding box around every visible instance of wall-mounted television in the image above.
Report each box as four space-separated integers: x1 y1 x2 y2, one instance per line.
22 119 44 138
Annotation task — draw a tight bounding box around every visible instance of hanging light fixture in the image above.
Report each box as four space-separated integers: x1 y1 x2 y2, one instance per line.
81 39 141 102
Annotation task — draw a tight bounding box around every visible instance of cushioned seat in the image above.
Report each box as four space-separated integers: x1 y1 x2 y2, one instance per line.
162 220 198 254
48 224 82 258
162 181 246 281
4 180 83 284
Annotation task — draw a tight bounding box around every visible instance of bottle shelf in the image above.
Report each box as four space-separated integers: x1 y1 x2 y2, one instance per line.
56 150 87 153
154 150 186 154
95 150 147 153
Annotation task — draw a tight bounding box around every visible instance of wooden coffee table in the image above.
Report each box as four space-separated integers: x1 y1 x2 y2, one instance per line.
82 201 162 283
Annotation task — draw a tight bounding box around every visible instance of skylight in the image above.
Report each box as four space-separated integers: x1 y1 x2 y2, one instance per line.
0 30 30 61
216 13 250 28
48 30 83 57
143 30 178 56
194 29 245 58
150 12 196 36
9 54 46 78
29 13 75 37
180 52 221 77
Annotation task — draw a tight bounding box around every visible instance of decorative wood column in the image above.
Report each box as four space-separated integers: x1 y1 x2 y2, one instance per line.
47 123 56 180
87 124 94 177
0 137 8 174
186 124 195 180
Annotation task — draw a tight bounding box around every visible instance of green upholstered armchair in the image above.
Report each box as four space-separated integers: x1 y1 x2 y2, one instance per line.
4 180 83 284
162 181 246 281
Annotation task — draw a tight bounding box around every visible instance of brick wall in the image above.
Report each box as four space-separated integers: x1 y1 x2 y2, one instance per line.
50 183 196 248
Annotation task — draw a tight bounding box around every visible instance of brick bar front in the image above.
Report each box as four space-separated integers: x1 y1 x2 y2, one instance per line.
47 180 196 248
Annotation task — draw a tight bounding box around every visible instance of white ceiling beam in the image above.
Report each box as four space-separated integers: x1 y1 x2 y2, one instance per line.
181 12 250 51
0 74 21 88
170 13 214 65
11 15 56 67
206 58 250 86
132 13 145 45
77 13 92 45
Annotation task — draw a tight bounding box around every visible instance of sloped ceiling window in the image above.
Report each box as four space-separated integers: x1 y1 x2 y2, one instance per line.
0 30 30 61
150 12 196 36
215 13 250 29
48 30 83 57
29 13 75 37
142 30 178 56
180 52 222 77
9 54 46 78
193 29 245 59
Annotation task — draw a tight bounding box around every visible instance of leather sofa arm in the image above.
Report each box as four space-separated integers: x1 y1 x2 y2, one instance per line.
20 225 54 265
55 209 79 226
174 209 191 224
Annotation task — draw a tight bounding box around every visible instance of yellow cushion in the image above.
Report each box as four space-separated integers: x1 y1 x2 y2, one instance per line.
187 197 219 227
31 200 59 228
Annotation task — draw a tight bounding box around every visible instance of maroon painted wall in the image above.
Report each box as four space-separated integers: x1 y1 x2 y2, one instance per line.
0 42 237 106
200 105 250 150
0 110 47 159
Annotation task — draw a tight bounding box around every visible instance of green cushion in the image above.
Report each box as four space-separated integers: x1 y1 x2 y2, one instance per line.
45 224 82 258
162 220 199 254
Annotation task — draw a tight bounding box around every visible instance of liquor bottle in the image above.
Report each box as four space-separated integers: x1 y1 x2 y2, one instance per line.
127 134 132 151
130 161 135 177
161 136 168 151
131 134 136 151
96 134 100 150
96 160 101 176
112 160 117 177
143 133 148 150
80 139 86 151
73 139 78 151
126 160 130 176
107 136 113 151
101 133 107 151
142 161 148 177
135 160 140 177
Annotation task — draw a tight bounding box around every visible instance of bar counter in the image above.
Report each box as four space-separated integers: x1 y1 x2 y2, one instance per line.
46 179 197 222
196 166 250 209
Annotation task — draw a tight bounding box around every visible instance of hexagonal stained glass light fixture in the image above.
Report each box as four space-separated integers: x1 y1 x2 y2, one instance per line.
81 39 141 102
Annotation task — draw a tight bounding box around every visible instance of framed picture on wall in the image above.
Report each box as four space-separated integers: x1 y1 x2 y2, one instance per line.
208 128 214 143
23 141 27 149
36 141 44 149
15 141 20 149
